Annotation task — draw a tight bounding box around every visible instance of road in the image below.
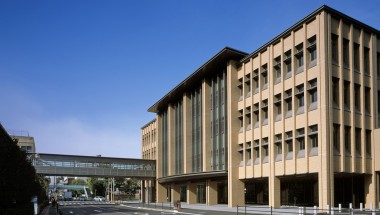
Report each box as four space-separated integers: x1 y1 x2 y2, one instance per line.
57 201 239 215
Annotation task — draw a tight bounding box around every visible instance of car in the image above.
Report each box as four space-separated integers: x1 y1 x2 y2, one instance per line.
79 195 87 201
94 196 105 201
57 195 63 201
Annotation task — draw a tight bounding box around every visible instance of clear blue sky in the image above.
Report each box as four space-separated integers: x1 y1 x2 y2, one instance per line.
0 0 379 158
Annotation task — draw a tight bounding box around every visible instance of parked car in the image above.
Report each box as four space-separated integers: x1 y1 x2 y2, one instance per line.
57 195 63 201
94 196 105 201
79 195 87 201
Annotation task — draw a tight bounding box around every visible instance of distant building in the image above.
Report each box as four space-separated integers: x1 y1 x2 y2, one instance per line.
142 5 380 209
12 135 36 154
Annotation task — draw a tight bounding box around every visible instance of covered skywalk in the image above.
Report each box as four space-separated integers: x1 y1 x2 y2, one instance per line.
29 153 156 178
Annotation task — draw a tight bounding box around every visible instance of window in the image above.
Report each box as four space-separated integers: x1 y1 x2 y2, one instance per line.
284 50 292 79
275 134 282 154
344 81 350 111
309 125 318 148
253 69 259 94
365 87 370 114
296 84 304 114
238 78 243 101
307 35 317 67
261 64 268 89
354 84 361 112
253 103 259 128
246 142 252 163
332 77 340 108
355 128 361 157
274 56 282 84
238 143 244 164
238 110 243 133
364 47 370 75
343 39 350 67
284 89 292 118
295 43 304 73
378 91 380 115
297 128 305 158
308 79 318 111
331 34 339 64
333 124 340 155
245 74 251 98
262 99 268 125
354 43 360 71
285 131 293 160
262 138 269 163
309 125 318 157
366 130 371 157
254 139 260 164
344 126 351 155
275 134 282 161
274 93 282 121
245 107 251 131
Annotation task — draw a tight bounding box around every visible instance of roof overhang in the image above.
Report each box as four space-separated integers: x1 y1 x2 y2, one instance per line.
148 47 247 113
157 170 227 184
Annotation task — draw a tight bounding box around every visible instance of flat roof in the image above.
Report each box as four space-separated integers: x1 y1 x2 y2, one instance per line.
240 5 380 63
148 47 248 113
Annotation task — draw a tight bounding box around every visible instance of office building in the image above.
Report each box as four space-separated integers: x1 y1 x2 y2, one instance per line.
143 5 380 209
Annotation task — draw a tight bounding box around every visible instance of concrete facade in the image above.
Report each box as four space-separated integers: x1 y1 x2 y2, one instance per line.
143 5 380 209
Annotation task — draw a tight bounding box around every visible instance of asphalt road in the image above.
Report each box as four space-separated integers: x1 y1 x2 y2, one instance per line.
57 202 239 215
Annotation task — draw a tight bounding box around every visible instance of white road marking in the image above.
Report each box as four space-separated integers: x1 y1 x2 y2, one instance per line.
94 209 102 212
69 211 73 214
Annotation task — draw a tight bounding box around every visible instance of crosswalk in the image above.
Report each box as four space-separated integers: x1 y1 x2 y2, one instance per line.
58 201 115 206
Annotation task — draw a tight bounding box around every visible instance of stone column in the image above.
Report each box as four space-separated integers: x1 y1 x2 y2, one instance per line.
207 180 218 205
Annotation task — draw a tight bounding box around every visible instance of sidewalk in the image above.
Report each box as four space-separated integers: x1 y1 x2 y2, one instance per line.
41 205 59 215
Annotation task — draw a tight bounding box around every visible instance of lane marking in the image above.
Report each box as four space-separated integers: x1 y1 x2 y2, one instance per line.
94 209 102 212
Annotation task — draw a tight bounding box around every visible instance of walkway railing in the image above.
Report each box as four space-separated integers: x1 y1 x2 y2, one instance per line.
236 204 380 215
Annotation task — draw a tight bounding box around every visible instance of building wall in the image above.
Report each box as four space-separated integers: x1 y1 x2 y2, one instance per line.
143 6 380 209
141 119 157 160
13 135 36 153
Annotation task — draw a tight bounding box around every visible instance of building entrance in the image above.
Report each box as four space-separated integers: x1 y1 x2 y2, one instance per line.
217 181 228 204
197 184 206 203
280 174 318 206
245 179 269 205
180 185 187 202
334 174 365 208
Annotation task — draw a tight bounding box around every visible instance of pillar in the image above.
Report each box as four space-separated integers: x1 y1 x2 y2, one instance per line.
207 180 218 205
141 180 146 203
188 182 197 204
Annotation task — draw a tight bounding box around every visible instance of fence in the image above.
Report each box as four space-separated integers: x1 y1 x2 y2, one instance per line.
236 204 380 215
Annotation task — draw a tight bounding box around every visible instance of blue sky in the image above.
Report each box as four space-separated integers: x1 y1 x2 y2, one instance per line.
0 0 379 158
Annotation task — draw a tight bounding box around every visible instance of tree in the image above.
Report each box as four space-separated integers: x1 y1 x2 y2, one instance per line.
88 178 106 197
0 133 47 214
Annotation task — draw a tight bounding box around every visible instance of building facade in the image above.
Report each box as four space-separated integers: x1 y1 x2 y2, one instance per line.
143 5 380 209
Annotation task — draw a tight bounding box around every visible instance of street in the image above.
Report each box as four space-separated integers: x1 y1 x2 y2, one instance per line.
56 201 239 215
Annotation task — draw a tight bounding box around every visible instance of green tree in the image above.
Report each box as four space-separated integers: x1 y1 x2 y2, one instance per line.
87 178 106 197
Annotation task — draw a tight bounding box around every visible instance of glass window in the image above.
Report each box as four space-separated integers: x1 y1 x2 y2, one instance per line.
343 39 350 67
284 50 292 78
354 43 360 71
331 34 339 64
309 125 318 148
355 128 361 156
295 43 304 72
333 124 340 155
307 35 317 66
345 126 351 155
364 47 370 75
332 77 339 108
274 56 281 83
344 81 350 111
366 130 371 157
354 84 361 112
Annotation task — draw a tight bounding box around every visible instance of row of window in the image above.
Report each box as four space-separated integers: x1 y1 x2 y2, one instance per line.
239 36 317 100
332 77 372 114
238 125 318 166
332 124 371 157
142 130 156 146
331 33 380 77
239 79 318 131
142 149 157 160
